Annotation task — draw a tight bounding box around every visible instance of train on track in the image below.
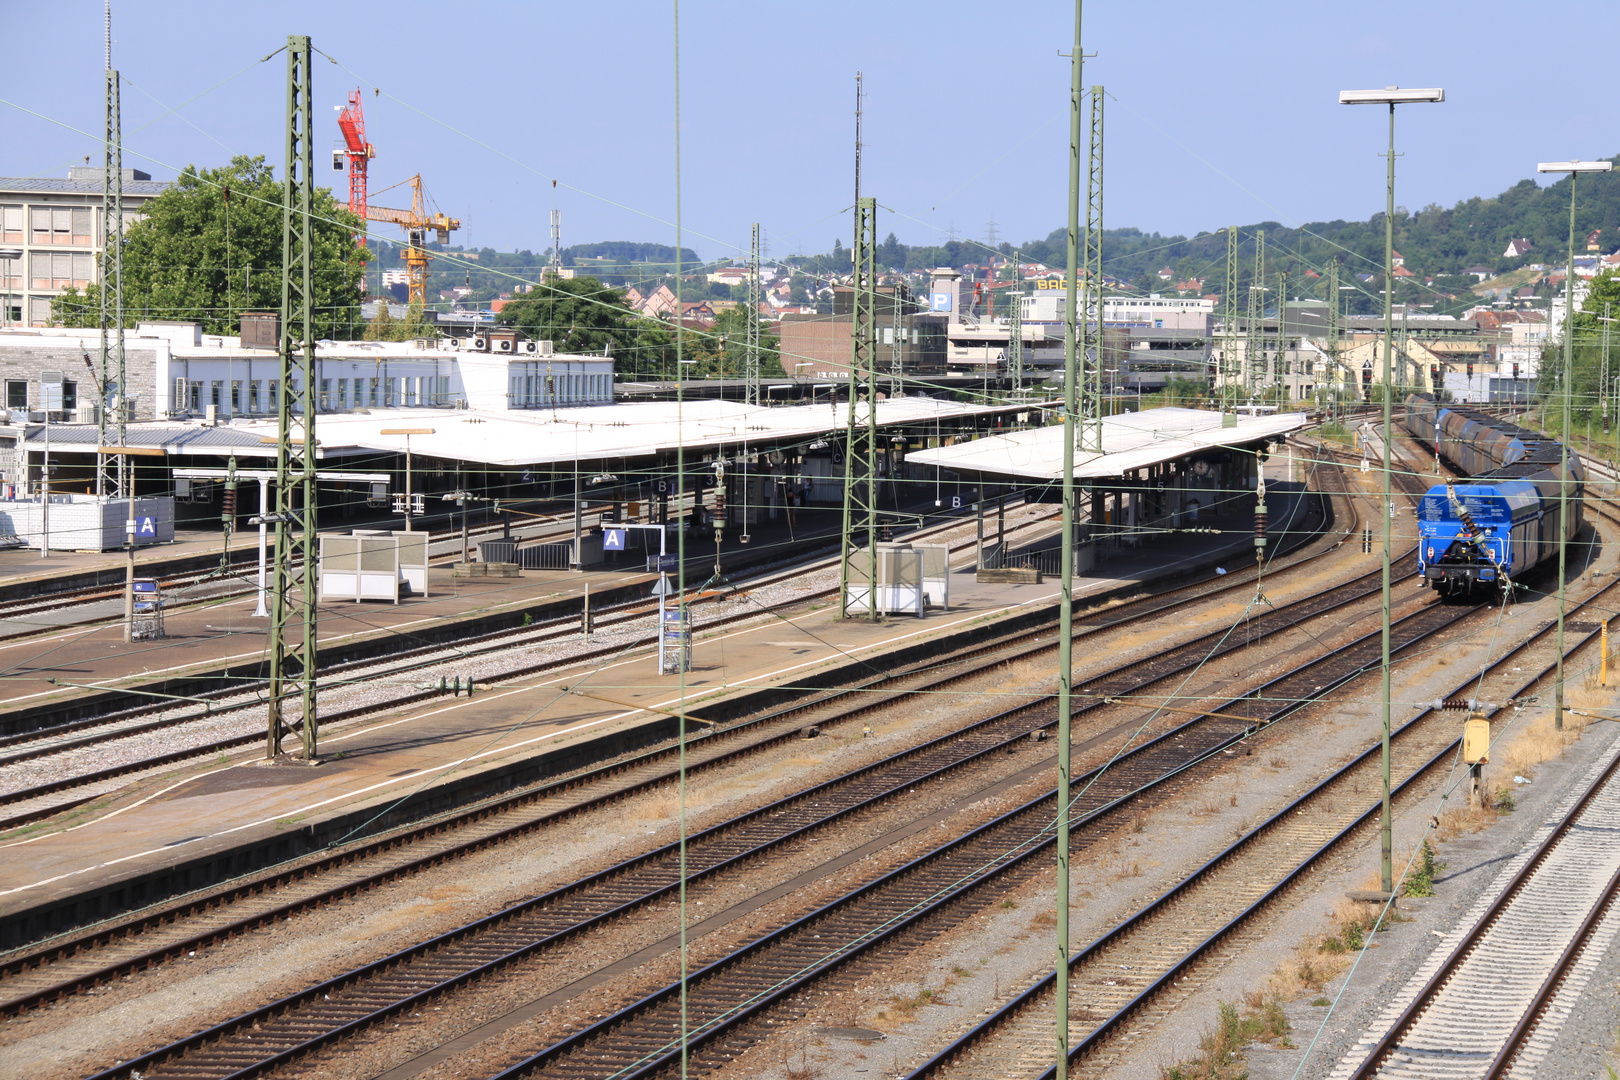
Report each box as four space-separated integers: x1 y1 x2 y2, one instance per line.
1400 393 1584 598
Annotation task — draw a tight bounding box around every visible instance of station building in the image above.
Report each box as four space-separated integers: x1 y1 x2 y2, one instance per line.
0 320 1031 551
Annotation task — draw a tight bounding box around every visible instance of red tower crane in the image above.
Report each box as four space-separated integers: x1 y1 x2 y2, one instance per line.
335 88 373 246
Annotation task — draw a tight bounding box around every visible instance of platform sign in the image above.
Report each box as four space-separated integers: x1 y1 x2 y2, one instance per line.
930 292 953 312
137 516 156 536
602 527 627 551
951 495 963 509
647 554 679 573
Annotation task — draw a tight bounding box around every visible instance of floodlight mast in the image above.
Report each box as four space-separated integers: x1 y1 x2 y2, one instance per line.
1338 84 1444 899
1536 158 1612 740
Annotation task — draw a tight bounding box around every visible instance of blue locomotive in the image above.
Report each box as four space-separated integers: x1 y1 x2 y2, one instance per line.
1401 394 1584 598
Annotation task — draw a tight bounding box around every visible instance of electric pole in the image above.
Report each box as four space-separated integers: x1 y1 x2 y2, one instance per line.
1080 85 1104 450
1327 261 1342 419
267 36 320 761
745 222 761 406
98 0 125 501
837 198 879 621
1222 226 1239 425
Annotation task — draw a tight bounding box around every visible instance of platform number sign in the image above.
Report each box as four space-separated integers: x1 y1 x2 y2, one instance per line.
602 527 627 551
137 516 156 536
951 495 963 509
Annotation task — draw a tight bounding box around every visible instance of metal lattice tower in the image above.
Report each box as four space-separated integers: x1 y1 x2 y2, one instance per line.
1602 301 1612 434
1327 261 1342 416
1078 85 1104 452
1008 287 1024 400
1245 230 1265 398
267 35 320 761
837 197 879 620
1221 226 1240 425
887 281 904 399
548 210 561 280
745 222 761 406
98 62 126 498
1276 271 1288 386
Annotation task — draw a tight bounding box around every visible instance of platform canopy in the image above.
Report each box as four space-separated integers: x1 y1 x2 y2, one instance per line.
199 396 1026 467
905 407 1311 481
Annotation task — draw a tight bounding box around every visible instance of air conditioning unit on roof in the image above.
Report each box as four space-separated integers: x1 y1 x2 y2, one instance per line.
518 340 538 354
496 338 513 352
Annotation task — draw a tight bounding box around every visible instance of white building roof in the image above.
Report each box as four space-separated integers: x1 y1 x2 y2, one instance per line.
207 396 1021 468
906 407 1309 481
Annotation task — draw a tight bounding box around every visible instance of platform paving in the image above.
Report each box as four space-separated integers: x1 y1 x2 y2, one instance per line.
0 484 1306 942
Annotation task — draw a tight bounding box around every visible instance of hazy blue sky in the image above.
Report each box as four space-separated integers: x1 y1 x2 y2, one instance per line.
4 2 1615 266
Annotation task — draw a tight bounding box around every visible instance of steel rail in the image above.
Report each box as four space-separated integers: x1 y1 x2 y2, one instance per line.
0 460 1352 1008
0 465 1339 830
909 582 1618 1080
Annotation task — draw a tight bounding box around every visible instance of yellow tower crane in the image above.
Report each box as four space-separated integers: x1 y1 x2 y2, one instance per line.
367 174 460 309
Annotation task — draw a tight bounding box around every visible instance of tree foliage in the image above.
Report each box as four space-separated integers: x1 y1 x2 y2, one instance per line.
51 154 368 336
497 274 680 376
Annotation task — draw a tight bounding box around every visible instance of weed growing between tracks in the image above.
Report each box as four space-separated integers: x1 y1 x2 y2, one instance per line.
1157 995 1292 1080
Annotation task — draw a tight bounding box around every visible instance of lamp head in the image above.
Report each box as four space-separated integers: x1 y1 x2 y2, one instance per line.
1538 161 1613 174
1338 87 1445 105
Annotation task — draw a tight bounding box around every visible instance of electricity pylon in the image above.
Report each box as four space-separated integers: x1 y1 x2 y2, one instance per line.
837 197 878 620
98 58 126 498
1079 85 1104 452
267 35 320 761
745 223 761 406
1221 226 1239 425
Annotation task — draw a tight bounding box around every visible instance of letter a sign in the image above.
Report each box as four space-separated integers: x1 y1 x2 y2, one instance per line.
602 527 627 551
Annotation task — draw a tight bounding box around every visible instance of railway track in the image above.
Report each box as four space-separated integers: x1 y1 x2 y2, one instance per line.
0 453 1353 1010
47 462 1463 1079
0 503 1079 830
902 523 1620 1079
1337 727 1620 1078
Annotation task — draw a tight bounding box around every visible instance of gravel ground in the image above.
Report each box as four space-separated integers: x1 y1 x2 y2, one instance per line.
0 484 1355 1078
0 499 1060 815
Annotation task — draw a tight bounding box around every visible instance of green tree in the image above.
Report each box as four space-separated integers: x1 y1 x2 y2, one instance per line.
51 154 368 336
499 274 682 377
679 305 785 378
364 300 434 342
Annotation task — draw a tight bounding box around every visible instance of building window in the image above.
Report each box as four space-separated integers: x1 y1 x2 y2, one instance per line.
210 381 223 408
0 206 20 244
435 376 449 405
5 381 25 411
29 207 93 246
30 251 94 290
318 379 330 411
369 377 379 407
249 381 260 412
61 381 76 413
189 382 201 410
269 380 279 412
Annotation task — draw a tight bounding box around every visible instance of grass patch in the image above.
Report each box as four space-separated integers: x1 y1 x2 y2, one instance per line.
1401 840 1445 898
1159 998 1292 1079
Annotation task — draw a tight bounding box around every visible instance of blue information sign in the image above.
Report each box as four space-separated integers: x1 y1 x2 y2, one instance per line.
602 527 627 551
647 554 679 573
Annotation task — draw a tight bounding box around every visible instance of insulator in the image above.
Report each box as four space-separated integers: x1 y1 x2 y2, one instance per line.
222 485 237 517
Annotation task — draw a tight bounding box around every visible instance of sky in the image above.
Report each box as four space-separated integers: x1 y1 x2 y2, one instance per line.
4 1 1617 268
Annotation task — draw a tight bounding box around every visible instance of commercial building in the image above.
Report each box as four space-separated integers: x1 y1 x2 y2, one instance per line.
0 167 172 327
775 284 947 381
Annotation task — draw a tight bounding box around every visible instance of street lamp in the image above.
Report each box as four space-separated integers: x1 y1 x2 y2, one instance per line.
1537 158 1612 733
1339 84 1444 899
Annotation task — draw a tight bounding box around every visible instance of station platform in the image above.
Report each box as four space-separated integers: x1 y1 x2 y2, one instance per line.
0 482 1310 946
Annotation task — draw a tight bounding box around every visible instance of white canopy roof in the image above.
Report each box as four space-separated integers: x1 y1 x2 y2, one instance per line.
905 407 1310 481
221 396 1020 467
